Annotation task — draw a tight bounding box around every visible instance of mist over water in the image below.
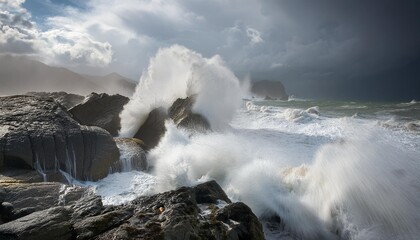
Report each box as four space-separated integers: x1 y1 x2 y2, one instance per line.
95 46 420 239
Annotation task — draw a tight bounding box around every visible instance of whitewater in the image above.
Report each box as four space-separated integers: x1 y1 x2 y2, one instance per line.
79 46 419 240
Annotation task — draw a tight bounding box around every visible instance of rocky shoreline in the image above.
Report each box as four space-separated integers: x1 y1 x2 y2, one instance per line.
0 92 266 239
0 172 264 240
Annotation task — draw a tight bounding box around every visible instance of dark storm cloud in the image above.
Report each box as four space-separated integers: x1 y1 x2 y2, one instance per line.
250 0 420 100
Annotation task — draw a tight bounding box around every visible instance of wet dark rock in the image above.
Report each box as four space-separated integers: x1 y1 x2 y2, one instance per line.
70 193 103 220
104 180 265 240
133 107 168 151
69 93 129 136
1 182 92 214
0 95 120 181
0 206 73 240
0 187 6 203
0 202 14 222
0 169 44 184
3 183 62 212
10 207 36 220
216 202 265 240
26 91 84 109
73 209 134 240
0 180 264 240
193 180 231 204
133 96 210 151
114 138 148 172
168 95 211 132
252 80 288 101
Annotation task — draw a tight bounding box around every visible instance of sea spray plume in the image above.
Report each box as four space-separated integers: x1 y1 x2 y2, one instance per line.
301 130 420 240
119 45 246 137
148 121 249 192
149 121 334 239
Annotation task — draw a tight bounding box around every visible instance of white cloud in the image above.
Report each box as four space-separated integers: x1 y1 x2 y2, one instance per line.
0 0 25 10
0 0 113 67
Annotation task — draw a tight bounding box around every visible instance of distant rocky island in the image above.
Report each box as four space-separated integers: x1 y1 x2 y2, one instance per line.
0 91 265 239
251 80 289 101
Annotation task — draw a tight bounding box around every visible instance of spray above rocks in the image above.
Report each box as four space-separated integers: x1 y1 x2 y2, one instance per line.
119 45 247 137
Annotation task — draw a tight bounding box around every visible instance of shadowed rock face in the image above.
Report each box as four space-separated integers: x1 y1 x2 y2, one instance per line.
69 93 129 136
0 95 119 182
134 96 210 151
133 107 168 151
251 80 289 100
168 96 210 132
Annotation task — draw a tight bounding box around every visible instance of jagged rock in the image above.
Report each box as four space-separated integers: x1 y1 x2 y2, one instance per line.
133 107 168 151
0 178 99 225
96 181 264 240
0 95 119 181
70 193 103 220
69 93 129 136
0 206 73 240
168 96 210 132
133 96 210 151
114 138 148 172
251 80 289 101
1 182 93 214
193 180 231 204
216 202 265 240
0 181 264 240
73 209 134 240
26 91 84 109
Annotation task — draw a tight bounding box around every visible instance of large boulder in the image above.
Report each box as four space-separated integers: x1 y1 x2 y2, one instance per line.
69 93 129 136
251 80 288 100
0 95 119 181
26 91 84 109
134 96 210 151
0 206 73 240
168 95 210 132
133 107 168 151
0 178 96 224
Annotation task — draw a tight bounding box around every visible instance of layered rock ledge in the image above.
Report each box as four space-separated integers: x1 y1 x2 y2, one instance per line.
0 95 119 182
0 178 264 240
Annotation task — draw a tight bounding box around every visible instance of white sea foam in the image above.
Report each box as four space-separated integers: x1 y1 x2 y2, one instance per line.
83 171 156 205
119 45 247 137
300 132 420 240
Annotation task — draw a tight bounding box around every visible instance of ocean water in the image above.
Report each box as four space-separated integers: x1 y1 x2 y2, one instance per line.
76 46 419 239
80 97 420 240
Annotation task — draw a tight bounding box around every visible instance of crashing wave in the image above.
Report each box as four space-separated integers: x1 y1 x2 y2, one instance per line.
119 45 247 137
283 106 320 123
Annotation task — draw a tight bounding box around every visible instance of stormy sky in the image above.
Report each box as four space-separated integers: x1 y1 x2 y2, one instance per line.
1 0 419 100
